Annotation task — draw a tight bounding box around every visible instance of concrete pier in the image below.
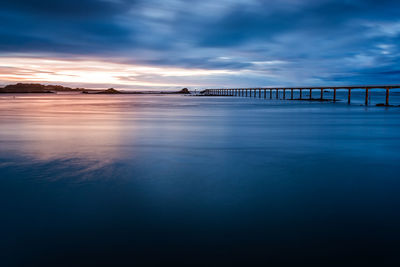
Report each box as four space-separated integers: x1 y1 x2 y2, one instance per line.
204 85 400 106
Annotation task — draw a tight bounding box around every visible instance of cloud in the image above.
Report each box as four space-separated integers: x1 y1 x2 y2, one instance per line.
1 0 131 18
1 0 400 88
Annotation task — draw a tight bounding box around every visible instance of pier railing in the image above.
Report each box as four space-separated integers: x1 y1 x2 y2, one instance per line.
203 86 400 106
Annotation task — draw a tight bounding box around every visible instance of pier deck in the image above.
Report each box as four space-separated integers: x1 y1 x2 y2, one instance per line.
203 85 400 106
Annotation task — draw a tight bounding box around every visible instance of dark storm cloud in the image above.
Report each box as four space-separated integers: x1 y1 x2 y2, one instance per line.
1 0 131 17
1 0 400 85
0 0 135 53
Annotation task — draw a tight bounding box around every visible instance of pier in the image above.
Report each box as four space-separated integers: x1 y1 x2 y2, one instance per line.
203 85 400 106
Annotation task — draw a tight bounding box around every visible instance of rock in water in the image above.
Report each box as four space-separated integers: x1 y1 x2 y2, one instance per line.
177 88 190 94
97 88 121 94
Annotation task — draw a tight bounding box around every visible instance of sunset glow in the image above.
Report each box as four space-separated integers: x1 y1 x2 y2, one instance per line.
0 56 237 90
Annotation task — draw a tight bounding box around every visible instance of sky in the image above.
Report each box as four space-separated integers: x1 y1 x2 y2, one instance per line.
1 0 400 90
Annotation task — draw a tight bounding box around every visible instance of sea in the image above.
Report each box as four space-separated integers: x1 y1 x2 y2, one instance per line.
1 92 400 266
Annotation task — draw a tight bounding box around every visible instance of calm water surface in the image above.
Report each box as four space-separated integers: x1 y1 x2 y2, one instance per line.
1 94 400 266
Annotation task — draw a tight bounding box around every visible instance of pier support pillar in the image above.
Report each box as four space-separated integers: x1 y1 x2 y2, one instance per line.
333 89 336 102
276 89 279 99
291 89 293 100
365 88 369 106
348 89 351 104
320 88 323 100
264 89 266 99
386 88 389 106
310 89 312 99
259 88 261 98
270 89 272 99
283 89 286 99
300 89 302 100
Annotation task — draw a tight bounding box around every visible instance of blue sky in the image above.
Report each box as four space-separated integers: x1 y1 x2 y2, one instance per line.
1 0 400 90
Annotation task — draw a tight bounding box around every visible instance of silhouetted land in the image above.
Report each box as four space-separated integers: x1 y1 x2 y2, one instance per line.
95 87 191 94
0 83 191 94
0 83 87 93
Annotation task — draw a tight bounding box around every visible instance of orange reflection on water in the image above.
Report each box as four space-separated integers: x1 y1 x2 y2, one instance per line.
0 94 136 167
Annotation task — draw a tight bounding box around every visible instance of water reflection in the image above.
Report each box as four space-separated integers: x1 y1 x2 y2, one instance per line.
0 95 136 179
1 94 400 265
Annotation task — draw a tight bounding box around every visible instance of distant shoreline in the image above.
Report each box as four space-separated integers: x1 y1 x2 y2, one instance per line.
0 83 191 95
